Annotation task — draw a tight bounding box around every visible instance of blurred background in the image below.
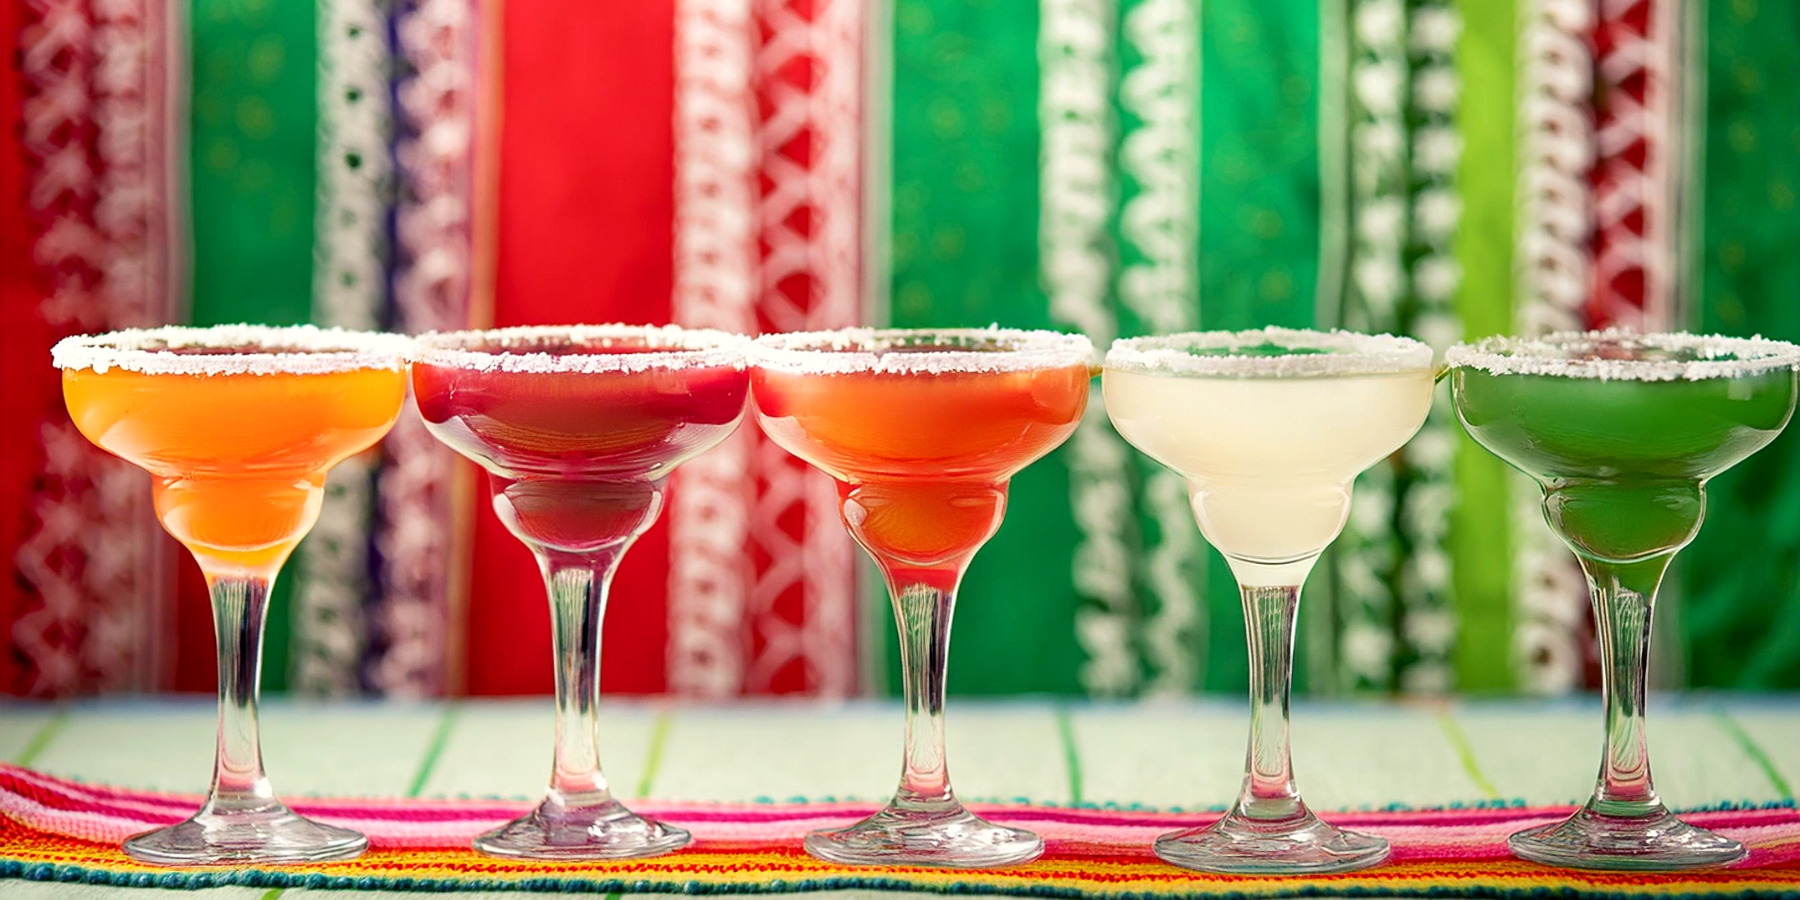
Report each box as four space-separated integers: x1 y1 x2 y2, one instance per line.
0 0 1794 701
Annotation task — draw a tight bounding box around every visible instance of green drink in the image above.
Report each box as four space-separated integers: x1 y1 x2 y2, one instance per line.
1448 330 1799 872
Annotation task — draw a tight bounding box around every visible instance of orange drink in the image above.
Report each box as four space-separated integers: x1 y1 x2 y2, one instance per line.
52 324 409 867
65 363 404 574
749 328 1092 869
754 359 1089 568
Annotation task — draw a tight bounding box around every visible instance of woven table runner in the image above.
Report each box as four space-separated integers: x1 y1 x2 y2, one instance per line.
2 764 1797 897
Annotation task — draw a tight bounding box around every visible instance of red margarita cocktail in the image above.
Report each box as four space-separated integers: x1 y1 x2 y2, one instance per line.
750 328 1092 868
414 324 749 860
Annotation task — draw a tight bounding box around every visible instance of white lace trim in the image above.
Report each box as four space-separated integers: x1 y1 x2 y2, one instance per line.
751 327 1096 375
1445 329 1800 381
315 0 391 332
1515 0 1594 336
669 0 758 699
379 0 480 698
1041 0 1142 697
1509 0 1597 697
52 325 412 375
392 0 475 337
415 324 750 374
1106 327 1434 377
1117 0 1199 336
739 0 863 697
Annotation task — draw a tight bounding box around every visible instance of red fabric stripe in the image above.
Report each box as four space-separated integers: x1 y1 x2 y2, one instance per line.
464 0 678 695
1586 0 1655 330
0 0 40 694
0 0 46 695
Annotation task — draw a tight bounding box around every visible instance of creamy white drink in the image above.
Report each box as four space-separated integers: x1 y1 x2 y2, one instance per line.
1102 327 1435 875
1106 351 1433 584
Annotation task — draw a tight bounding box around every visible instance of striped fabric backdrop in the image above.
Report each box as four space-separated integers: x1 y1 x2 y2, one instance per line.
1 0 1795 699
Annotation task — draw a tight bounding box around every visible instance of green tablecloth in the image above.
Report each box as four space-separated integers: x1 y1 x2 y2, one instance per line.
1 697 1795 897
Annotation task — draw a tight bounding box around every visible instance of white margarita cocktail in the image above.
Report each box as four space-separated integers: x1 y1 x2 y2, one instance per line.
1107 360 1435 584
1104 327 1436 875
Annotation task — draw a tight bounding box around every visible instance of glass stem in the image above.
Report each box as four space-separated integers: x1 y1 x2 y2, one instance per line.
1581 554 1671 816
541 548 623 807
1234 583 1302 821
888 566 959 810
203 575 278 815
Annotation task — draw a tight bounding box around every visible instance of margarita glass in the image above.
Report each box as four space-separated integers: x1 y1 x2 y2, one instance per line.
1448 330 1799 871
750 328 1092 868
1104 327 1435 875
412 324 748 860
54 324 409 866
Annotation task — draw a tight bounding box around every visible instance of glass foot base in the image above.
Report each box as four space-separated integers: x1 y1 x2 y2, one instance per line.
474 796 691 861
123 804 368 867
1155 808 1390 875
1509 804 1747 871
805 801 1044 868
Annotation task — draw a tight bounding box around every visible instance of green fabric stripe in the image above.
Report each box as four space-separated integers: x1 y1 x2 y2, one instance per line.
1446 0 1516 693
886 0 1090 695
1712 710 1793 800
1196 0 1321 334
10 709 67 768
1434 709 1500 799
887 3 1045 326
188 0 321 693
635 710 674 798
1682 0 1800 690
407 705 459 797
1195 0 1323 694
1055 705 1083 804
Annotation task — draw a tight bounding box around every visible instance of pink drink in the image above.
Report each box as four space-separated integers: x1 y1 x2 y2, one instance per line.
414 337 748 554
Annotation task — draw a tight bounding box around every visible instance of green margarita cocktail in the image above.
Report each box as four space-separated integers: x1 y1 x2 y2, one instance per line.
1448 330 1799 872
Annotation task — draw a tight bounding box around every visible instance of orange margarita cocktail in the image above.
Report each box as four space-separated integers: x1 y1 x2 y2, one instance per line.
750 328 1092 869
54 325 410 866
754 349 1090 570
63 340 407 576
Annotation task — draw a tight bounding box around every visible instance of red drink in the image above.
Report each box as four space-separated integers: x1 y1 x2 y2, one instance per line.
412 325 748 861
414 330 748 553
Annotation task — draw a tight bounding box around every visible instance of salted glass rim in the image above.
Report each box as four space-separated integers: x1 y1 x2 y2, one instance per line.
750 327 1096 375
51 324 412 376
1444 329 1800 382
1104 327 1434 378
414 324 751 374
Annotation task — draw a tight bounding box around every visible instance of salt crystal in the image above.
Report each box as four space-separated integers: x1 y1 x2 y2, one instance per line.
749 326 1096 376
1445 329 1800 382
1104 327 1434 378
52 324 412 376
414 324 750 374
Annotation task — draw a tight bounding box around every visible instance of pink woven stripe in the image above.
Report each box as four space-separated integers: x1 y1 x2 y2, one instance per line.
5 763 1797 862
